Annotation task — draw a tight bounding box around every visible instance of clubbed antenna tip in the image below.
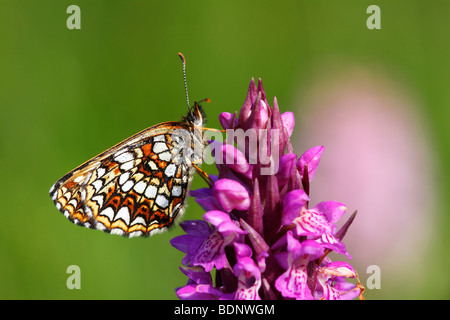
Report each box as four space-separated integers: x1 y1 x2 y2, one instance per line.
178 52 190 109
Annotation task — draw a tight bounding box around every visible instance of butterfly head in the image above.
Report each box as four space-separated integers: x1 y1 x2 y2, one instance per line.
183 99 208 127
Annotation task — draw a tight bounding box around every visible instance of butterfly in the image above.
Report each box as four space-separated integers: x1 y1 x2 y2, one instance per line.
49 53 212 238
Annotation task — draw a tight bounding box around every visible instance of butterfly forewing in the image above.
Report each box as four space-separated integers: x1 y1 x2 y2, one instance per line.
50 119 204 238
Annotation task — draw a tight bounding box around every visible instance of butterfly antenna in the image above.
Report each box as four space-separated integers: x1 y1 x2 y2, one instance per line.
178 52 190 110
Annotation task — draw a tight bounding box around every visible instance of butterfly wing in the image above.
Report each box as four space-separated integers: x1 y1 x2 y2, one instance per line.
49 122 195 237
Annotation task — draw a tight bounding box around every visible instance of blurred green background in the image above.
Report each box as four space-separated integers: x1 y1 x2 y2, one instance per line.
0 0 448 299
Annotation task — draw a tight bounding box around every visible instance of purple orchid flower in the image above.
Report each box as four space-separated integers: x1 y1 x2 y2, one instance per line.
171 78 363 300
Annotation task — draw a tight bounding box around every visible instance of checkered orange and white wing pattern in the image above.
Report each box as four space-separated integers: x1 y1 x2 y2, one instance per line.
49 117 205 238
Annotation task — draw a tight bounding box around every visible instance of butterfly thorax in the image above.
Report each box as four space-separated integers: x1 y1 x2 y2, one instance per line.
175 102 207 165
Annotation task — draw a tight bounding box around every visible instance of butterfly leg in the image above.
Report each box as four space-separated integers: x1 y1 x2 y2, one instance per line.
200 127 226 133
192 162 214 187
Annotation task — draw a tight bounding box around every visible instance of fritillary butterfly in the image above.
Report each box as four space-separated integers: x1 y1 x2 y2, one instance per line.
49 53 210 237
